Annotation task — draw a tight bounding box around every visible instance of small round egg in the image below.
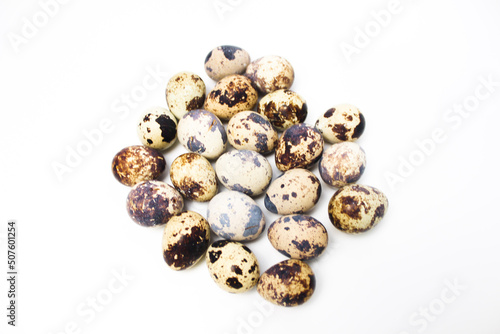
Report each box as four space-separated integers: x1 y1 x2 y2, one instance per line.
264 169 321 215
126 180 184 227
275 123 324 172
162 211 211 270
257 259 315 307
177 109 227 160
204 45 251 81
204 75 258 120
227 111 278 154
215 150 272 196
245 55 294 94
257 89 307 131
170 153 218 202
319 142 366 188
137 106 177 150
267 215 328 260
315 104 366 143
207 191 265 241
328 184 388 234
166 72 206 120
206 240 260 293
112 145 166 186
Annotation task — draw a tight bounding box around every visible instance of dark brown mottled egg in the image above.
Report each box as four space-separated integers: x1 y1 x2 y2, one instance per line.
227 111 278 154
166 72 206 120
319 142 366 188
137 106 177 150
315 104 365 143
245 55 294 94
111 145 166 186
204 45 251 81
258 89 307 131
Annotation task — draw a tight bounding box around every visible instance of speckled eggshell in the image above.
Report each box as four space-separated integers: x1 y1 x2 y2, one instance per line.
328 184 388 234
215 150 272 196
319 142 366 188
177 109 227 160
257 89 307 131
166 72 206 120
126 180 184 227
268 215 328 260
245 55 294 94
206 240 260 293
315 104 366 143
204 45 251 81
207 191 265 241
264 169 321 215
227 111 278 154
204 75 258 120
162 211 210 270
137 106 177 150
169 153 218 202
275 123 324 172
257 259 315 307
112 145 166 186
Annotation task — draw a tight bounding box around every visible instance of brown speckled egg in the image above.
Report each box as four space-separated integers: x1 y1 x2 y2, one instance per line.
319 142 366 188
227 111 278 154
166 72 206 120
268 215 328 260
162 211 210 270
137 106 177 150
275 123 324 172
170 153 218 202
265 169 321 215
204 45 251 81
112 145 166 186
258 89 307 131
257 259 315 307
206 240 260 293
204 75 258 120
328 184 388 234
245 55 294 94
126 180 184 227
315 104 365 143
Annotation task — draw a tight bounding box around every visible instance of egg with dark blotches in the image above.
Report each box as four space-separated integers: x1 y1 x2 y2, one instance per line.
204 45 251 81
162 211 210 270
206 240 260 293
207 191 265 241
315 104 365 143
177 109 227 160
227 111 278 154
275 123 324 172
215 150 272 196
170 153 218 202
319 142 366 188
265 169 321 215
111 145 166 186
166 72 206 120
126 180 184 227
268 215 328 260
245 55 294 94
137 106 177 150
258 89 307 131
257 259 315 307
328 184 388 234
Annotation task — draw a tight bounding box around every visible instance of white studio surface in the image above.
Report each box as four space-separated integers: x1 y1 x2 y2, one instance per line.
1 0 500 333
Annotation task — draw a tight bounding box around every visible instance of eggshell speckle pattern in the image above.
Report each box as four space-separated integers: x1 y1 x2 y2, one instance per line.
257 259 315 307
204 75 258 120
207 191 265 241
268 215 328 260
162 211 210 270
126 180 184 227
227 111 278 154
319 142 366 188
177 109 227 159
215 150 272 196
265 169 321 215
258 89 307 131
170 153 218 202
245 56 294 94
137 106 177 150
204 45 251 81
275 123 324 172
166 72 206 120
206 240 260 293
315 104 366 143
112 145 166 186
328 184 388 234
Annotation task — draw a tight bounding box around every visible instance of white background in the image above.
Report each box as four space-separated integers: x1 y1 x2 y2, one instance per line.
1 0 500 333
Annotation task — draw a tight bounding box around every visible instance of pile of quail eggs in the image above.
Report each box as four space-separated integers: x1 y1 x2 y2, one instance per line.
111 45 388 307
